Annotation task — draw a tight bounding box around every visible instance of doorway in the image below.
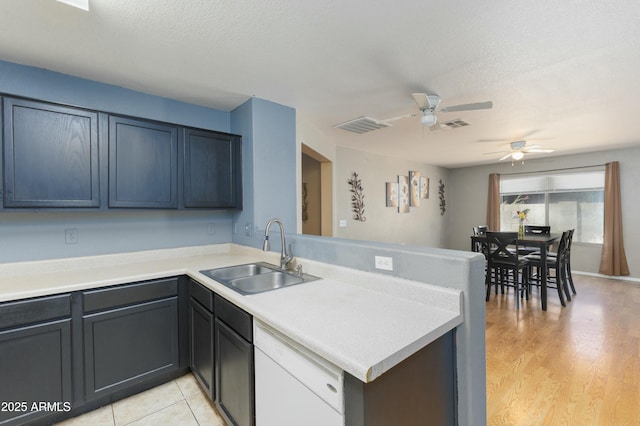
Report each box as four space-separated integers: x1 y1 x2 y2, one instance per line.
301 144 332 236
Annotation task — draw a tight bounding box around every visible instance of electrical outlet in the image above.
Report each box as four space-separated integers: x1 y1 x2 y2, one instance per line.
65 228 78 244
339 219 347 228
374 256 393 271
207 223 216 235
245 223 253 237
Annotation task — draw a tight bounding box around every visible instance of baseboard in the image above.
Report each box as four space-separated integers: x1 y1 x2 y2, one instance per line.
573 270 640 283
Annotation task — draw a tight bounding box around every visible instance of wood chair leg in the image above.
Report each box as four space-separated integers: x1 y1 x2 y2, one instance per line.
566 259 576 295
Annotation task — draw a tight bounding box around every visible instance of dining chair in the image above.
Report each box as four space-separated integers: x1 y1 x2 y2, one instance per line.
472 225 488 253
518 225 551 255
485 231 530 309
525 225 551 235
525 230 571 306
546 229 576 296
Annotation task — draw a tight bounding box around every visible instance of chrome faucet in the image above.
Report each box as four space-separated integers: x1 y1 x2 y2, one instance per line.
262 218 293 269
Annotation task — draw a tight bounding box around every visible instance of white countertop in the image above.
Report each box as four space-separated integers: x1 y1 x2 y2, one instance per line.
0 244 463 383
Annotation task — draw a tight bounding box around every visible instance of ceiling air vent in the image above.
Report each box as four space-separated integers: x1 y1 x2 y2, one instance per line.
334 116 391 134
440 119 470 130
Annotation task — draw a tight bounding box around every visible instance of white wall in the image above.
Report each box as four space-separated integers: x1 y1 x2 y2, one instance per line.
449 147 640 278
334 147 450 246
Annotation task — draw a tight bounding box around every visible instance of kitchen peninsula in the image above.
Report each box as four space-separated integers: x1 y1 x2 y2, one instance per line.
0 243 464 425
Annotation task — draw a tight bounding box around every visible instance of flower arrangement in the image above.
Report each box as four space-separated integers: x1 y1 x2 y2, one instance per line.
516 208 529 238
516 208 530 222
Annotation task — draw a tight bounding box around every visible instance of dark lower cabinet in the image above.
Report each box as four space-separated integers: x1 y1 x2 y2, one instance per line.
83 298 180 400
215 318 254 426
189 281 255 426
82 278 181 400
0 277 189 426
189 297 215 399
0 295 73 426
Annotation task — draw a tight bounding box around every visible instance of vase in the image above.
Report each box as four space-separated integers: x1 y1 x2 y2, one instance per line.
518 220 525 239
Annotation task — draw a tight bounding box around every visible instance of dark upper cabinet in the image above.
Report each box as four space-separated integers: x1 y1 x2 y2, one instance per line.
2 97 100 208
183 128 242 209
109 115 179 208
1 94 242 211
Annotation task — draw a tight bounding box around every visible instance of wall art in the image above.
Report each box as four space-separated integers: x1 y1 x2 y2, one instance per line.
409 171 420 207
301 182 309 223
348 171 366 221
398 175 410 213
385 171 431 213
420 176 430 199
439 179 446 215
386 182 398 207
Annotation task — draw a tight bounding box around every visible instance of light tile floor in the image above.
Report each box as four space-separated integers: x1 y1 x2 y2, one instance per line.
55 374 226 426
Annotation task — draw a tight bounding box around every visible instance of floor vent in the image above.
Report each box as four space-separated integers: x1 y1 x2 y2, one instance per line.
334 116 391 133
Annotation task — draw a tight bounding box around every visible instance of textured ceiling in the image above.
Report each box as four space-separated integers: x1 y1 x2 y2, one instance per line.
1 0 640 167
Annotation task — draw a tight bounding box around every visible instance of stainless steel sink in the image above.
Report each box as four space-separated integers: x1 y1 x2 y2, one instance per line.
203 263 273 281
200 262 319 295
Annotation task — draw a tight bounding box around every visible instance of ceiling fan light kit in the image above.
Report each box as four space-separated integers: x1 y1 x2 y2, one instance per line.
488 140 555 164
511 151 525 161
420 112 437 127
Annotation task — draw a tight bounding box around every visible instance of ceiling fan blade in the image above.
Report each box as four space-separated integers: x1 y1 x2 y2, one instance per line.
498 153 513 161
439 101 493 113
411 93 429 110
483 150 509 155
382 112 417 123
526 148 555 153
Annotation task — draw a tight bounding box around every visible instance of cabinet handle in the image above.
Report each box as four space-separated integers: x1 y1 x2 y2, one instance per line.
326 383 337 393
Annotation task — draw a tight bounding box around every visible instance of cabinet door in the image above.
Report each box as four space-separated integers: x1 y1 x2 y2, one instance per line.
83 297 179 400
109 116 178 208
215 318 254 426
2 97 99 208
190 298 215 400
183 128 242 209
0 319 72 426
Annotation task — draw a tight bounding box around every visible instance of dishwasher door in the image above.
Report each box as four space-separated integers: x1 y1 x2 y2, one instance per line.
254 322 344 426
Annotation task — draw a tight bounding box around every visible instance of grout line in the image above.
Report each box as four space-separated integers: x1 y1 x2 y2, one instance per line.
120 400 192 426
109 404 116 426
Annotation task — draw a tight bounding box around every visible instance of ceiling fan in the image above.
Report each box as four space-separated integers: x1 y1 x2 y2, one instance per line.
484 140 555 163
408 93 493 128
333 93 493 133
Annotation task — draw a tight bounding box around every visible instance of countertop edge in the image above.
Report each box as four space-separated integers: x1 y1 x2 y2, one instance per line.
0 244 463 383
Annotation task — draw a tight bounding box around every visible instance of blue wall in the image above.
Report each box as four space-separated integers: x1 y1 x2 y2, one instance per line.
0 60 229 131
0 60 237 263
231 97 297 250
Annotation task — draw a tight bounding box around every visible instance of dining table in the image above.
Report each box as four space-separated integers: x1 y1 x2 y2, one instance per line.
470 233 561 311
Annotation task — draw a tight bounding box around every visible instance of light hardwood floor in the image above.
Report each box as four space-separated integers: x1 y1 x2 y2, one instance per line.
486 273 640 425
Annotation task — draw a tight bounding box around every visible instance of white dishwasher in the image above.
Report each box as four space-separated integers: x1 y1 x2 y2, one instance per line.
254 321 344 426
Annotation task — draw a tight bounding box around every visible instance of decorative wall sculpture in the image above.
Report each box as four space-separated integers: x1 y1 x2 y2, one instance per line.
301 182 309 223
348 171 366 221
439 179 446 215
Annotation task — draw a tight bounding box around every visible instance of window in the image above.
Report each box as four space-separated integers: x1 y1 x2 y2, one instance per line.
500 170 605 243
